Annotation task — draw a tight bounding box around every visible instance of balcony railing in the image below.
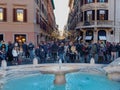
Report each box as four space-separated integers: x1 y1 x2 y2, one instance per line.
76 20 114 29
81 3 108 11
97 20 114 26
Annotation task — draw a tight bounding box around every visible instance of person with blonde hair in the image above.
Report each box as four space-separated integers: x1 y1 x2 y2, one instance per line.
69 42 77 63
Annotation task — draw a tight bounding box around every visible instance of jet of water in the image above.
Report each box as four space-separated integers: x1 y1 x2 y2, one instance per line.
59 59 62 70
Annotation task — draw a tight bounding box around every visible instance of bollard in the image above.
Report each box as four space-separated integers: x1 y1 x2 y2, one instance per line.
1 60 7 70
90 57 95 64
33 57 38 65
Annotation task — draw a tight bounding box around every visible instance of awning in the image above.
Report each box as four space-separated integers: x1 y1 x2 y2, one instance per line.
85 36 92 40
99 36 106 40
75 36 82 40
75 37 78 40
78 36 82 40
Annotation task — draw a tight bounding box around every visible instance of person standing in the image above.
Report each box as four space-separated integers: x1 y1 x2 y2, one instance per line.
51 41 58 62
12 47 19 65
7 41 14 61
69 42 77 63
110 42 117 61
58 43 65 63
28 42 34 60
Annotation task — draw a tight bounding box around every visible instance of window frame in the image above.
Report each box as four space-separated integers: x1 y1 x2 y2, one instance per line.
97 10 108 20
16 9 24 22
13 8 27 22
0 7 7 22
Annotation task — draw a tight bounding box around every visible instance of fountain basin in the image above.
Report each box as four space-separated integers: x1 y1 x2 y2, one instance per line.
1 63 120 90
2 71 120 90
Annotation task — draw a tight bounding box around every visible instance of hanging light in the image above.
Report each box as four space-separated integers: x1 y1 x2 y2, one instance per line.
16 36 19 40
18 39 22 43
22 38 25 42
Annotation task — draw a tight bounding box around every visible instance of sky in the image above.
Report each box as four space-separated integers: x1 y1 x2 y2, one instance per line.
54 0 69 30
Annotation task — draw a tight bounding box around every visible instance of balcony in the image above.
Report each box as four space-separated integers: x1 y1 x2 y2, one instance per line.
76 20 114 29
97 20 114 28
81 3 108 11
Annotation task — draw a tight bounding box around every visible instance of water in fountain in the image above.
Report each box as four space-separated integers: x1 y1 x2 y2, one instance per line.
59 59 62 70
2 72 120 90
90 57 95 64
1 60 7 70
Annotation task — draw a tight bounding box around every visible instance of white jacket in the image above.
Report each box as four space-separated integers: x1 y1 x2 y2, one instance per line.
12 49 19 57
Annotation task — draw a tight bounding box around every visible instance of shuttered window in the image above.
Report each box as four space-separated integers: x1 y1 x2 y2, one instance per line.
0 8 7 22
13 8 27 22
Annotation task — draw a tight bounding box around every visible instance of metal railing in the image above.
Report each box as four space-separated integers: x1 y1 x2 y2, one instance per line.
76 20 114 29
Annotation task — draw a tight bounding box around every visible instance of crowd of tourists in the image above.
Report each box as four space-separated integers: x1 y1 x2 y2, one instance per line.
0 40 120 65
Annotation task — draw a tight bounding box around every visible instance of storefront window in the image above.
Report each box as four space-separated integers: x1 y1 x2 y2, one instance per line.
0 34 3 42
14 34 26 43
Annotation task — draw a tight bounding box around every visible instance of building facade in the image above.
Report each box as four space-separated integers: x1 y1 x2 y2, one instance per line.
67 0 120 43
0 0 56 45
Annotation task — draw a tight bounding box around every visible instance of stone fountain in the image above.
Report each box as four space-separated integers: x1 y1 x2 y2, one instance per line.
104 58 120 82
39 59 79 85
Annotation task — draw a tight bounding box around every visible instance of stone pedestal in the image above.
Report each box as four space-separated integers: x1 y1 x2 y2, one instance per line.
39 66 80 85
54 73 66 85
107 72 120 81
33 58 38 65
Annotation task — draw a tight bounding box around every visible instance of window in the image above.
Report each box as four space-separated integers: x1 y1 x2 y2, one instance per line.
84 10 95 21
35 0 39 4
97 0 108 3
0 34 3 42
42 4 44 13
14 34 26 43
80 12 83 22
85 0 94 4
87 11 92 21
97 10 108 20
17 9 24 22
0 8 3 21
99 10 105 20
0 8 7 21
87 0 93 3
13 8 27 22
80 0 83 6
36 10 40 24
99 0 105 2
